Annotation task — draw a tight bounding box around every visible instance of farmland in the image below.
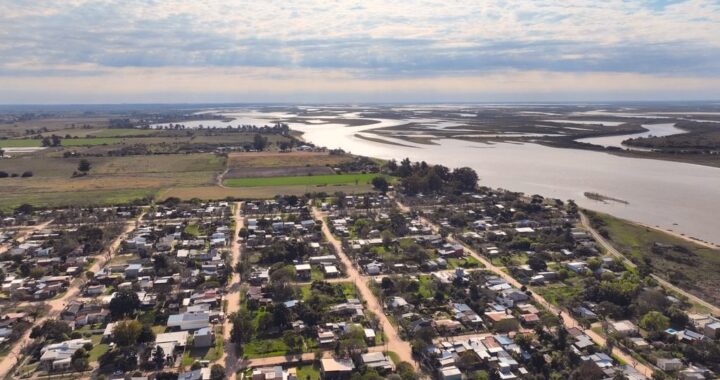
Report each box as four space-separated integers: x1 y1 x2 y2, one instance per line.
223 173 382 187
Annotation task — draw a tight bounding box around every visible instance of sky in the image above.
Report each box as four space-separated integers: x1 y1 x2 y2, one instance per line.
1 0 720 104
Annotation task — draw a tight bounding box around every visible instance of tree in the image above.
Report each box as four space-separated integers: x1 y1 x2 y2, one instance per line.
639 311 670 333
30 319 71 342
109 289 141 319
112 320 142 346
71 347 89 372
451 167 479 191
527 255 547 272
138 323 156 344
78 159 91 174
253 134 268 150
283 330 304 354
371 176 389 193
152 345 165 369
229 310 255 344
210 364 225 380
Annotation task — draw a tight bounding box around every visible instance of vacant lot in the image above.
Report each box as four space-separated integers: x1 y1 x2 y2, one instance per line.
227 151 354 168
586 210 720 305
0 153 224 211
224 173 381 187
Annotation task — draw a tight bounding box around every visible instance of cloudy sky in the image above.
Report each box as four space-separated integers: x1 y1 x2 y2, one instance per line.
1 0 720 103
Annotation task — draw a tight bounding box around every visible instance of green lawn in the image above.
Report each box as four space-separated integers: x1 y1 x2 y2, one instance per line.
296 364 321 380
89 335 109 362
243 338 289 358
224 173 386 187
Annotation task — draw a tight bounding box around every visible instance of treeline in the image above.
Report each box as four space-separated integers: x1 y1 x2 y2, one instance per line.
387 158 479 195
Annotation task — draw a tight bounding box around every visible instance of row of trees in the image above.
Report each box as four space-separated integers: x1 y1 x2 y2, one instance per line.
387 158 478 195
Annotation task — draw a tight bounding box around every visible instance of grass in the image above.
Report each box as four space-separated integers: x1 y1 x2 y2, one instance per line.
295 365 321 380
447 256 483 269
223 173 386 187
243 338 289 358
0 153 223 211
532 277 584 307
89 335 109 362
184 224 201 237
586 210 720 306
227 151 354 168
0 137 123 147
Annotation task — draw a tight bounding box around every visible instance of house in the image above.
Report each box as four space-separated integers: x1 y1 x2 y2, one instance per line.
155 331 189 354
321 358 355 379
440 366 462 380
178 368 211 380
656 358 684 371
39 338 92 370
608 320 638 337
167 312 210 331
193 327 214 348
252 366 291 380
704 321 720 339
360 352 395 372
386 296 410 311
295 263 311 280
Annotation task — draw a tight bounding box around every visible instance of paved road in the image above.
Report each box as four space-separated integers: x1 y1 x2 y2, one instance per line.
579 211 720 316
222 202 244 376
396 200 656 378
0 213 144 379
312 207 419 372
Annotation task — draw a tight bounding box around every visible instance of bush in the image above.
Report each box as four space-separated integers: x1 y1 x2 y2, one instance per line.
0 171 8 178
21 171 33 177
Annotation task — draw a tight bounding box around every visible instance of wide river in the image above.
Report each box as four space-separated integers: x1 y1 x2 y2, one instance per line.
208 111 720 245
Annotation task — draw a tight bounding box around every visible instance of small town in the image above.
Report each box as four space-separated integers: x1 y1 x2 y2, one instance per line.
1 157 718 380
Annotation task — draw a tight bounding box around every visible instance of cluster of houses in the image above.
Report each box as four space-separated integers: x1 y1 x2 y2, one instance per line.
0 226 92 300
29 202 234 376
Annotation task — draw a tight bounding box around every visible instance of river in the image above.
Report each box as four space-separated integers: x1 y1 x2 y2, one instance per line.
199 109 720 245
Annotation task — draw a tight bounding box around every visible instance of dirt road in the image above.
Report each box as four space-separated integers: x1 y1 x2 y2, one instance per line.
0 213 143 379
221 202 244 375
312 208 418 372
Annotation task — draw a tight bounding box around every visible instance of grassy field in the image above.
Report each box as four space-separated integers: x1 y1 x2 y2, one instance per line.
224 173 384 187
227 151 354 168
586 210 720 306
0 153 224 211
0 137 124 147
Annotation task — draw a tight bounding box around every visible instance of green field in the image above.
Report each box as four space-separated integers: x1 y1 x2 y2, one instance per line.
0 137 123 147
223 173 385 187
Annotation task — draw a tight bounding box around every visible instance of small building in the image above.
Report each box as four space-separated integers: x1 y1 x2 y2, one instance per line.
320 357 355 379
656 358 684 371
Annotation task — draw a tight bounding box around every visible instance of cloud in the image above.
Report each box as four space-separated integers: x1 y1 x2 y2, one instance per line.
0 0 719 102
